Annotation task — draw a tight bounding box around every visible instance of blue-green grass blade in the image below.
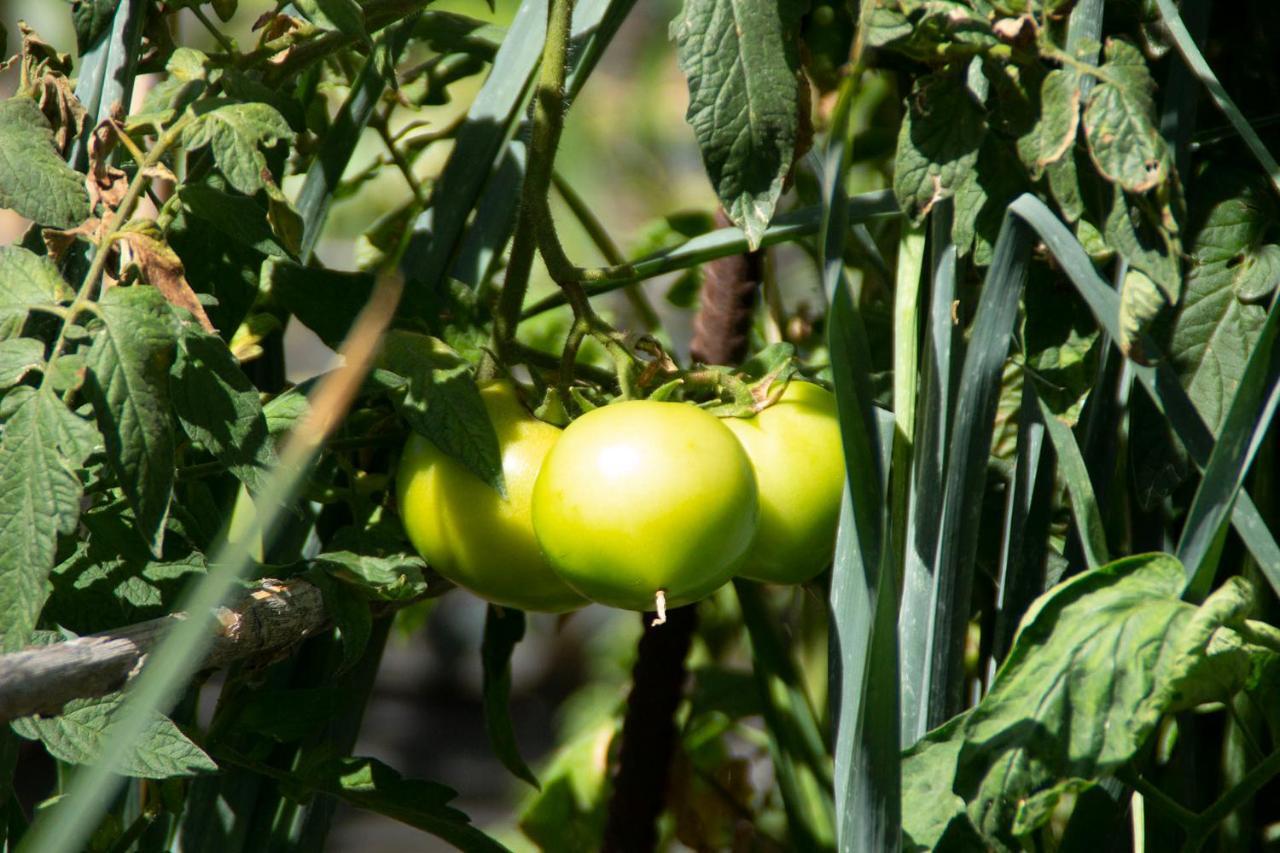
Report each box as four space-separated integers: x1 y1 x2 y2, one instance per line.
522 190 900 318
1179 294 1280 598
899 209 956 746
989 379 1052 670
400 0 635 293
70 0 148 170
820 91 900 852
922 212 1033 729
297 18 419 263
1033 389 1110 569
736 580 835 851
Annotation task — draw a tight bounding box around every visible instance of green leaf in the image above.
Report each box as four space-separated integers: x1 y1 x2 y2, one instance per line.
0 246 74 339
0 387 97 650
862 2 997 64
298 756 511 852
175 185 292 259
1233 243 1280 303
84 286 179 555
952 136 1030 263
1104 188 1181 348
182 100 294 196
1033 69 1081 173
1171 177 1276 431
312 550 434 602
955 554 1253 848
0 98 91 228
901 715 976 852
482 605 539 788
0 338 46 388
263 387 309 436
893 70 987 223
380 331 505 495
48 515 205 636
519 721 617 853
1117 268 1167 360
305 0 369 41
71 0 120 54
11 694 215 778
1082 39 1170 193
171 330 277 495
305 568 372 676
1034 393 1109 569
671 0 806 249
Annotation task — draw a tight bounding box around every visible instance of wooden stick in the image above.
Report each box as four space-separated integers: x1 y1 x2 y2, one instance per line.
0 578 327 722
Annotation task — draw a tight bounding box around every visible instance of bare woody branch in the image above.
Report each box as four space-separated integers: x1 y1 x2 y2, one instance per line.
0 578 329 723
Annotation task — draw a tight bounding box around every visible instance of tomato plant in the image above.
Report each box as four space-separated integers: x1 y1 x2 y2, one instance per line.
0 0 1279 851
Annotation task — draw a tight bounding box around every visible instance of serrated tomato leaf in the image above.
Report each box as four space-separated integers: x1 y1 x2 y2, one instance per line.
893 70 987 224
182 99 294 196
171 330 277 495
84 286 179 556
0 98 91 228
671 0 806 249
0 246 74 339
0 387 98 651
380 331 505 495
11 694 216 778
297 755 511 852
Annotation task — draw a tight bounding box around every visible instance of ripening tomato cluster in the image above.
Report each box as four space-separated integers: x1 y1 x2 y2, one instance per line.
396 379 844 615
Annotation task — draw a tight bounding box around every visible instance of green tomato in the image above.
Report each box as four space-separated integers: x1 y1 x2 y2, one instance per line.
397 381 586 613
721 381 844 584
531 400 758 612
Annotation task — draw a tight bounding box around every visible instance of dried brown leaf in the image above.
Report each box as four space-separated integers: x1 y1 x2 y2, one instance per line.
117 230 216 333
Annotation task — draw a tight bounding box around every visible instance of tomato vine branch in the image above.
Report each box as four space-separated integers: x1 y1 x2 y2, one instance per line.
483 0 575 380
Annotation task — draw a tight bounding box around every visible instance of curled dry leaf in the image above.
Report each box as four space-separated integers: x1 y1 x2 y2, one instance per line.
116 230 217 333
35 73 87 156
41 219 103 267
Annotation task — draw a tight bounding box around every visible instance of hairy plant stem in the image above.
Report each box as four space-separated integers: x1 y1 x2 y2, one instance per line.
373 110 428 205
551 170 661 330
481 0 575 381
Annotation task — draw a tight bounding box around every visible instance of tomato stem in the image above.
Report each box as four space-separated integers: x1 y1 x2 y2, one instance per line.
650 589 668 627
483 0 576 379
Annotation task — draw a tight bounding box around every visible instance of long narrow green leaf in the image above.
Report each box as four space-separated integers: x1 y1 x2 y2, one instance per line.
1033 390 1110 570
1157 0 1209 178
1006 193 1280 597
820 95 899 852
922 212 1033 729
296 17 419 263
899 206 956 745
1074 259 1127 512
1153 0 1280 199
988 379 1051 671
481 606 539 788
401 0 636 293
70 0 148 170
523 189 900 317
1179 294 1280 598
736 580 834 851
